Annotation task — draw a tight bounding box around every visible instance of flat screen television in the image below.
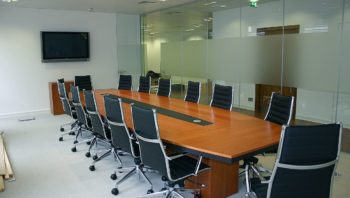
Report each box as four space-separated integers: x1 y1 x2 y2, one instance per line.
41 31 90 62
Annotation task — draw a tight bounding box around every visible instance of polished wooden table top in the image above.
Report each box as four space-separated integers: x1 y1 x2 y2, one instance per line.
92 89 282 164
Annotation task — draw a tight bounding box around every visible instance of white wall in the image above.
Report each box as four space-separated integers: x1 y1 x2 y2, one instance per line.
0 7 118 117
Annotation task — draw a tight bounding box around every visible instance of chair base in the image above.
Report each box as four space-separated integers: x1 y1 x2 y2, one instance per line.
112 164 153 196
138 187 201 198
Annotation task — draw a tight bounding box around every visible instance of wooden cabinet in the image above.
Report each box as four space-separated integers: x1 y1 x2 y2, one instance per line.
255 84 297 119
48 81 74 115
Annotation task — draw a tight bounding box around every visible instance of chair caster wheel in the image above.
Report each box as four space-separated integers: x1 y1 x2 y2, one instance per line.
160 187 167 191
111 188 119 195
110 173 117 180
59 137 63 142
69 131 75 136
73 140 78 144
86 141 91 145
71 147 77 152
147 189 154 194
92 155 98 160
118 152 125 156
60 127 64 132
89 165 95 171
194 194 201 198
85 152 91 158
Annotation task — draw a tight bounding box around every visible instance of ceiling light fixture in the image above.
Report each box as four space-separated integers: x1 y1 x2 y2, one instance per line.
2 0 18 2
211 4 227 8
185 29 195 32
203 1 216 6
249 0 258 8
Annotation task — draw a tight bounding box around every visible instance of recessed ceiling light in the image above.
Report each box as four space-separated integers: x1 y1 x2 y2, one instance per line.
185 28 195 32
212 4 227 8
2 0 18 2
203 1 216 6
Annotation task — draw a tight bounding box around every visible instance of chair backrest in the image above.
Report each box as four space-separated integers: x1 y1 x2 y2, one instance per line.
57 78 64 84
71 85 89 126
210 84 233 110
138 76 151 93
104 96 138 157
265 92 294 125
57 80 67 98
84 91 109 139
118 75 132 90
57 81 73 116
131 105 169 177
157 78 171 97
267 123 342 198
184 81 201 103
75 75 92 91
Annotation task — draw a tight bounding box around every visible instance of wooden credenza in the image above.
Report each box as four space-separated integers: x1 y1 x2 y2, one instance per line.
49 81 74 115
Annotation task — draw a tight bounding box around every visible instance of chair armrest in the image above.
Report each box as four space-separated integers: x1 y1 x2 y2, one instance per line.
167 153 185 160
193 156 203 176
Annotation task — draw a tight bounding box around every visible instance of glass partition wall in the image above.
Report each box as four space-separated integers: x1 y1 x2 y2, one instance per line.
141 0 350 129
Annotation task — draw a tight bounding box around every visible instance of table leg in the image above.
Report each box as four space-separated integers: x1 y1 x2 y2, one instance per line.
186 159 239 198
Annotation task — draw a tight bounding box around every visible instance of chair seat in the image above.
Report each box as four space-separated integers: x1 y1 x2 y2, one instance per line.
169 156 209 181
251 177 269 198
244 156 259 164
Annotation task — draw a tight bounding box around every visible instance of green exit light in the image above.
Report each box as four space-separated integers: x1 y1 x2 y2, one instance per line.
250 2 258 8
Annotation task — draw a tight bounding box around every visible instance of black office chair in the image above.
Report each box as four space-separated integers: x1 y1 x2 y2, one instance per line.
184 81 201 103
138 76 151 93
70 85 94 152
75 75 92 91
265 92 295 125
58 78 65 84
118 75 132 90
157 78 171 97
132 105 210 197
246 123 342 198
242 92 295 176
84 91 113 171
210 84 233 110
104 96 151 196
57 80 78 141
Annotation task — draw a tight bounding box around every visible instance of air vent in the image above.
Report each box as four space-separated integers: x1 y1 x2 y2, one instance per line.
138 1 157 4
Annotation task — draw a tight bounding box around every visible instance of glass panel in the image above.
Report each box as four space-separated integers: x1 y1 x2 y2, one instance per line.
116 14 142 91
142 4 211 100
238 0 283 114
284 0 343 124
337 0 350 128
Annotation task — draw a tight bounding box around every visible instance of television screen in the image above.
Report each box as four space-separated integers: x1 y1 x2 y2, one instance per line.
41 32 89 62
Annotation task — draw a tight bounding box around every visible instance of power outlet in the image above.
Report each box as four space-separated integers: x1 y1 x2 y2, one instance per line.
248 97 254 102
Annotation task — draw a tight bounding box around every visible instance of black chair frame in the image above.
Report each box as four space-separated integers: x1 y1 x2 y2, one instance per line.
209 83 234 111
70 85 95 152
132 105 210 197
104 96 152 196
84 91 115 171
184 81 201 103
246 123 342 198
57 80 78 141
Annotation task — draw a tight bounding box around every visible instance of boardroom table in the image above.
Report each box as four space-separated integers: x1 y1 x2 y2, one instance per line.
90 89 281 198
